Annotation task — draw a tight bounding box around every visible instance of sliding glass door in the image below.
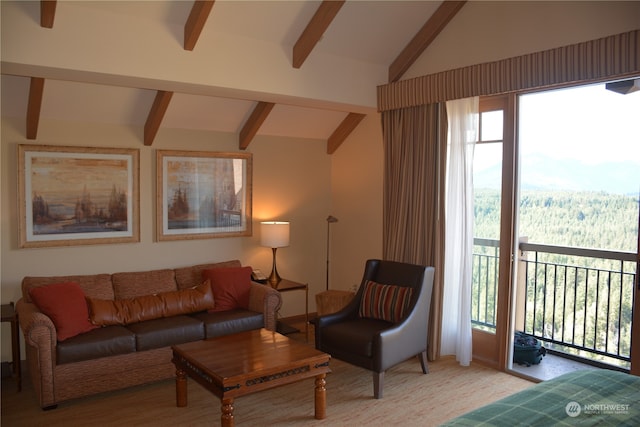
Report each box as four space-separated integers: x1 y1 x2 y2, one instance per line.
473 82 639 376
515 83 639 376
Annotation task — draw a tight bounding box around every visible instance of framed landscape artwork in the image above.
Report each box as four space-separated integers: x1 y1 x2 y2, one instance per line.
156 150 252 241
18 145 140 248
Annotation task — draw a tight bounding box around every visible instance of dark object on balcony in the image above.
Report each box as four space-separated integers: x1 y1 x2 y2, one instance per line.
314 259 435 398
513 331 546 366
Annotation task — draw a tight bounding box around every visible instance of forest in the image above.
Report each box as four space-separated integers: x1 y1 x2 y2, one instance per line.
474 189 639 252
472 189 638 369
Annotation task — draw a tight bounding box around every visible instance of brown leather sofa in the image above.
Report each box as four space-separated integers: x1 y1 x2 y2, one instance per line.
16 259 282 409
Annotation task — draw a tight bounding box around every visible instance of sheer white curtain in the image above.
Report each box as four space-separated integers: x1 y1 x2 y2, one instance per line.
441 97 478 366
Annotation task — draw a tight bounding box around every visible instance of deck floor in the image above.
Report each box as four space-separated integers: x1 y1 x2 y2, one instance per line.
510 353 599 381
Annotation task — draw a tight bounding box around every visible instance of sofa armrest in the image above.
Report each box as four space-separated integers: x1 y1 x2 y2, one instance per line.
15 298 58 408
247 282 282 331
16 298 57 348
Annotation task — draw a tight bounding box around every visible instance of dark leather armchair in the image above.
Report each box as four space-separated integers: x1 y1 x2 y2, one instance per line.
315 259 435 398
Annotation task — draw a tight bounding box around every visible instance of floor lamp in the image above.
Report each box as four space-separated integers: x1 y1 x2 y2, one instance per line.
325 215 338 291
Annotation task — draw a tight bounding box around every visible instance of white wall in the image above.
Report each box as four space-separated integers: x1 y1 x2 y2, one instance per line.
1 117 331 360
405 1 640 79
329 114 384 292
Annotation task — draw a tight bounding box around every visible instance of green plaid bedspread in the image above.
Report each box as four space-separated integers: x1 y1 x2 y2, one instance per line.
441 369 640 426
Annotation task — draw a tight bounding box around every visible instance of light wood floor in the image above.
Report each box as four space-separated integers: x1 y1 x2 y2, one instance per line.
2 321 534 426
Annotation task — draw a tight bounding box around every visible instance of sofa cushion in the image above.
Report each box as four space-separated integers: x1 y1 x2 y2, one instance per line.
87 280 215 326
22 274 114 302
174 260 242 290
358 280 413 323
112 269 176 299
202 266 252 312
28 282 98 341
190 309 264 338
57 325 136 365
126 315 204 351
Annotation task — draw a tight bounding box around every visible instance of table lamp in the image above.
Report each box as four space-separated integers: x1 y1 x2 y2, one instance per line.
260 221 290 288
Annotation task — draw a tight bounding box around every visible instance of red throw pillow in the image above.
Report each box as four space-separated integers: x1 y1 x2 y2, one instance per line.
202 266 252 312
28 282 98 341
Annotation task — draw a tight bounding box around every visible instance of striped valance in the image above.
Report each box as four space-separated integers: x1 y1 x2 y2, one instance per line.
377 30 640 112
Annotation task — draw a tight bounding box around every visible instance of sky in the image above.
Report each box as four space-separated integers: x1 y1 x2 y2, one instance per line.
518 82 640 166
473 81 640 194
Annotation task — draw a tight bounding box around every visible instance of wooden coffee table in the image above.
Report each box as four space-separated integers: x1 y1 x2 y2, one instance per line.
171 329 331 426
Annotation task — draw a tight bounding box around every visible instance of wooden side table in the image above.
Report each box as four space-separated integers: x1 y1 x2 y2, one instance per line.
274 279 309 341
1 302 21 392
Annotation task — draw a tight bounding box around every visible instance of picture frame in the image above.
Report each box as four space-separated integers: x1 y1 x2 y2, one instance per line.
18 145 140 248
156 150 252 241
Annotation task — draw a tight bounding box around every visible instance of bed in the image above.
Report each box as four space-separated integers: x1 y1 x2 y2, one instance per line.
442 369 640 426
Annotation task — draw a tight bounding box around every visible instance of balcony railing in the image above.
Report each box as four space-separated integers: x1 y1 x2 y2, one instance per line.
471 238 500 331
471 238 637 370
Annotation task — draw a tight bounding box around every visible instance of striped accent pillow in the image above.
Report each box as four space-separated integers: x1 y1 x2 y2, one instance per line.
358 280 413 323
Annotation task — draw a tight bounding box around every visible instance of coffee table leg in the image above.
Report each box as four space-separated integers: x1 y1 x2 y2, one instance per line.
176 368 187 407
221 398 235 427
314 373 327 420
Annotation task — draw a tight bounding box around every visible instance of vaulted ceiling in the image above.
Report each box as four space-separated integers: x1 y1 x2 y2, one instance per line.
1 1 466 153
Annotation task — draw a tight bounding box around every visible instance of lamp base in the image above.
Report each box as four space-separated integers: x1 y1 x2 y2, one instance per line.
267 271 281 288
268 247 282 288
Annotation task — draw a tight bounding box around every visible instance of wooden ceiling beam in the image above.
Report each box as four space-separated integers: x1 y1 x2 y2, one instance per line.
41 0 57 28
388 1 466 83
293 0 345 69
26 77 45 140
327 113 366 154
144 91 173 146
239 102 275 150
184 0 215 51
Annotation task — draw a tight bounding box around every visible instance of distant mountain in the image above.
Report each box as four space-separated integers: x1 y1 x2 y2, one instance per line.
474 154 640 195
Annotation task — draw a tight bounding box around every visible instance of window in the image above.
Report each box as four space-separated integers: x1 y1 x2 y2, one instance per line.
471 101 505 332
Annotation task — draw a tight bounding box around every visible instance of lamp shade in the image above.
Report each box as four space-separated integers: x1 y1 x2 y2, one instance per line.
260 221 290 248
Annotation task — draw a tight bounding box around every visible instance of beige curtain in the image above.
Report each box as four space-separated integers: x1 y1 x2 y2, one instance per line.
378 30 639 111
381 104 447 361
